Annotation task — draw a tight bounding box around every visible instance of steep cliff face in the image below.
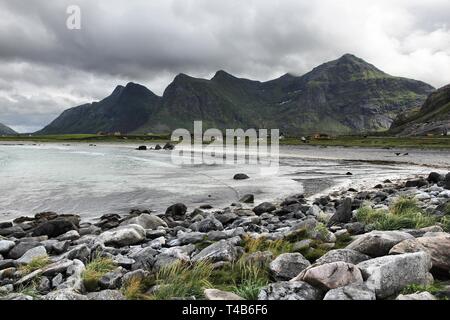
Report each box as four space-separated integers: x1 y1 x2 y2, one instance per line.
389 84 450 136
37 54 435 135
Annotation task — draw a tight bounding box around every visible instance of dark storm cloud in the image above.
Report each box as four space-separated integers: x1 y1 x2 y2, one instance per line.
0 0 450 132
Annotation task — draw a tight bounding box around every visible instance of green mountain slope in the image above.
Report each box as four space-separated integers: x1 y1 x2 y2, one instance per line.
38 82 161 134
389 84 450 136
37 54 435 135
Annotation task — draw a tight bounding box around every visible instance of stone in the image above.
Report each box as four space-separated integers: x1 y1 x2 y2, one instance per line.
65 244 91 263
233 173 250 180
195 217 223 233
99 268 124 290
43 289 88 300
357 252 433 299
165 203 187 220
269 253 311 281
128 247 159 271
0 240 15 255
204 289 244 300
87 290 125 300
7 241 41 260
37 277 51 294
315 249 371 265
122 269 150 285
57 230 80 241
344 222 366 235
253 202 277 215
174 231 206 246
258 281 321 300
428 172 443 183
52 273 64 288
405 179 428 188
16 246 47 264
239 194 254 203
396 292 437 300
97 224 146 247
328 198 353 225
0 226 25 238
445 173 450 190
323 283 376 300
52 241 71 254
15 269 43 287
346 230 413 257
57 259 85 292
121 214 168 230
297 262 363 290
32 219 78 238
192 240 241 263
42 259 73 276
389 235 450 273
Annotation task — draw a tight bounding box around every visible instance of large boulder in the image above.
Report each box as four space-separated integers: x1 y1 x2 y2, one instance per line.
323 283 376 300
269 253 311 281
346 231 413 257
32 219 78 238
389 234 450 273
97 224 146 247
296 262 363 290
357 252 433 299
7 241 41 260
315 249 371 265
258 281 322 300
121 214 168 230
204 289 244 300
192 240 241 263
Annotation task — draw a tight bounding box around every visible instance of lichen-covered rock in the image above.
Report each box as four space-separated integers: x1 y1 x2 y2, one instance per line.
97 224 146 247
346 231 413 257
396 292 437 300
315 249 371 265
357 252 433 299
121 214 168 230
192 240 241 263
258 281 322 300
269 253 310 280
323 283 376 300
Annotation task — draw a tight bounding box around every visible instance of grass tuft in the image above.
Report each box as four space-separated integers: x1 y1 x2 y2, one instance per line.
19 256 50 274
242 236 293 257
82 257 117 292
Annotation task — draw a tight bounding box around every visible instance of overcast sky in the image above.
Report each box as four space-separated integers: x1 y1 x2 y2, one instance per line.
1 0 450 132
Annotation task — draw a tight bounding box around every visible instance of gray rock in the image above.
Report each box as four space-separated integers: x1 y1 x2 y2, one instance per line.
194 217 224 233
43 289 88 300
52 240 71 254
14 269 43 287
37 276 51 294
173 231 206 246
269 253 311 280
7 241 41 260
258 281 322 300
65 244 91 263
396 292 437 300
296 262 363 290
87 289 125 300
57 259 85 292
328 198 353 225
0 240 15 255
207 231 228 241
165 203 187 220
192 240 241 263
122 269 150 285
128 247 159 270
57 230 80 241
52 273 64 288
204 289 244 300
42 259 73 276
315 249 371 265
323 283 376 300
234 174 250 180
445 173 450 190
253 202 276 215
16 246 47 264
99 268 124 290
97 224 146 247
346 230 413 257
239 194 254 203
214 212 238 225
121 214 168 230
357 252 433 299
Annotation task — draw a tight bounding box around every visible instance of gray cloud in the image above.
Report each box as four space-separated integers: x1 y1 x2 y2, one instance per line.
0 0 450 132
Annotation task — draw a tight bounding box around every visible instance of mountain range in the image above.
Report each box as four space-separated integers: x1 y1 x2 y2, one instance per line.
37 54 435 136
0 123 17 135
389 84 450 136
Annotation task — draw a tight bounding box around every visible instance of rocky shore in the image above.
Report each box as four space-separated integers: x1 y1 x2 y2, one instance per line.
1 172 450 300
